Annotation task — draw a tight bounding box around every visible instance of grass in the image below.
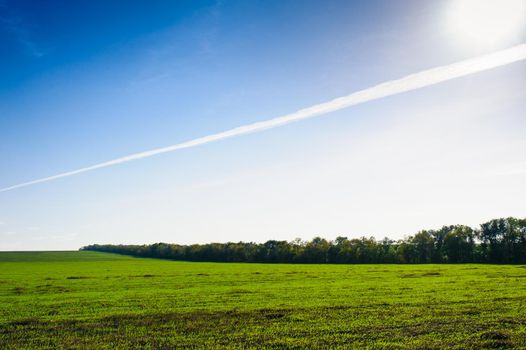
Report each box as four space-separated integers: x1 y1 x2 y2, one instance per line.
1 251 526 349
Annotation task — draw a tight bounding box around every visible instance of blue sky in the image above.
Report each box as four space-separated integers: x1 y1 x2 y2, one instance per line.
1 0 525 250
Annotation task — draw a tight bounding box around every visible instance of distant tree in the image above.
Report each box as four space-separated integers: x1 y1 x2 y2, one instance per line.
396 240 416 264
410 231 435 263
479 218 524 263
431 226 458 263
443 225 475 263
379 238 397 263
301 237 330 263
80 216 526 264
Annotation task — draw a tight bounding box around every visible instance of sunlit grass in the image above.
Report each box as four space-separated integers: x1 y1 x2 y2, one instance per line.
1 251 526 348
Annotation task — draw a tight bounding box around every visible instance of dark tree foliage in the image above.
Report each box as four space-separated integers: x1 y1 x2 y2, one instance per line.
81 217 526 264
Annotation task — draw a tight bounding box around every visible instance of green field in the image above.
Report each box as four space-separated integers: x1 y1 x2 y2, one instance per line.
1 251 526 349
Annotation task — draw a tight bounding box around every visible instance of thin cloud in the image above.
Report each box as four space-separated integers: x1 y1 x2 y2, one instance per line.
2 43 526 193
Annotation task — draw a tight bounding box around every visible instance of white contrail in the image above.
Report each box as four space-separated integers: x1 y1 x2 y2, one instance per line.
2 43 526 193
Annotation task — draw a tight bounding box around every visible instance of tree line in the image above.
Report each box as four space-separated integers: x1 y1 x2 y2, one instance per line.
81 217 526 264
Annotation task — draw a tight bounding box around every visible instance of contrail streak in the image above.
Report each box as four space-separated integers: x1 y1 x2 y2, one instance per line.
2 43 526 193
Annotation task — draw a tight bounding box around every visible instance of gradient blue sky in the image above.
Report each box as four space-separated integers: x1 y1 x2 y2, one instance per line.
1 0 525 250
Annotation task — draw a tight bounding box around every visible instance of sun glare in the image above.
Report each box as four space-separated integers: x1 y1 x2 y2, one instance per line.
448 0 526 48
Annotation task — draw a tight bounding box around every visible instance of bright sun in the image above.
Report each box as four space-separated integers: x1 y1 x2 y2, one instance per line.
448 0 526 48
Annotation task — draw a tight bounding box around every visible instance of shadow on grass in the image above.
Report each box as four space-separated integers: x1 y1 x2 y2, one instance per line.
1 306 524 349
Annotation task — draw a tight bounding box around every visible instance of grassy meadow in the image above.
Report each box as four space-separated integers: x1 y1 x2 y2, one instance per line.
1 251 526 349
